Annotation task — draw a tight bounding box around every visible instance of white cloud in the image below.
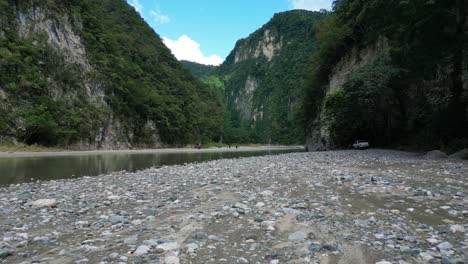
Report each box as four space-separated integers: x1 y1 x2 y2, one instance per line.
150 10 170 25
127 0 143 13
162 35 224 66
288 0 332 11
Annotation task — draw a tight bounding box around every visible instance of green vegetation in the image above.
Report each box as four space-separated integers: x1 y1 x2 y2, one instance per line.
304 0 468 150
181 60 216 78
216 10 327 145
0 0 223 147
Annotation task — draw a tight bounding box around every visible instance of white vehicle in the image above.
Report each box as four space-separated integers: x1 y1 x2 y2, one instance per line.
352 140 369 149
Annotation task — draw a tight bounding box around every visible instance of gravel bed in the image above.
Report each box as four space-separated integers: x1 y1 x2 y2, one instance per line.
0 150 467 263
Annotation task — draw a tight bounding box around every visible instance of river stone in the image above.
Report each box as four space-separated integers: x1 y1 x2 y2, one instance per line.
31 199 57 208
437 242 453 251
191 230 208 241
134 245 150 256
124 235 138 245
288 231 308 241
282 208 304 216
0 250 13 259
449 225 465 233
156 242 179 251
165 255 180 264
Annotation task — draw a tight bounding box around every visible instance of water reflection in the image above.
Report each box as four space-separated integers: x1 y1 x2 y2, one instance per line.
0 150 302 185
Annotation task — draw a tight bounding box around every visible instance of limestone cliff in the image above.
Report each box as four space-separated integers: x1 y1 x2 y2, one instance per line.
218 10 326 144
304 0 468 151
0 0 222 148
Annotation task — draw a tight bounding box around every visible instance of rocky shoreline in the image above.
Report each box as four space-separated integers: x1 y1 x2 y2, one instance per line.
0 150 467 263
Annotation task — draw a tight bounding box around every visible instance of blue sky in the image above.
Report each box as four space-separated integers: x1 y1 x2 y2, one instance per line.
127 0 333 65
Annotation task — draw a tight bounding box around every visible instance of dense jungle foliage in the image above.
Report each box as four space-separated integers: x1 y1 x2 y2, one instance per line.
216 10 327 144
0 0 223 147
304 0 468 151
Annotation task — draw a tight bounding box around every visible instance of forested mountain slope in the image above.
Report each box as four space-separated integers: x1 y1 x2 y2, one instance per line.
0 0 222 149
215 10 326 144
304 0 468 152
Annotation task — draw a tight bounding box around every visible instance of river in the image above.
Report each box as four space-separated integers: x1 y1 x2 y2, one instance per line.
0 147 304 185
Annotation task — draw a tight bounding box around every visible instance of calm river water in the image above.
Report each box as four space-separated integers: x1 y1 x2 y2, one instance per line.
0 148 304 185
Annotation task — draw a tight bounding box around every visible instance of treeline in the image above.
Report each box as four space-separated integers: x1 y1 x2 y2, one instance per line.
304 0 468 151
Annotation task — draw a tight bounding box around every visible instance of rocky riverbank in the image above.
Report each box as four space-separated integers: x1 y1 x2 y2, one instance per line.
0 150 467 263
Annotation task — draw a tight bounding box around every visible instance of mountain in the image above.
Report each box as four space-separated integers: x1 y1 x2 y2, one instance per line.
214 10 327 144
0 0 223 149
304 0 468 152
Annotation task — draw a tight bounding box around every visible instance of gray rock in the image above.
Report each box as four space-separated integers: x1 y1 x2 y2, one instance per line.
321 243 338 251
308 243 321 253
282 208 304 216
437 242 453 251
191 231 208 241
0 250 14 259
134 245 150 256
288 231 308 241
156 242 179 252
123 235 138 245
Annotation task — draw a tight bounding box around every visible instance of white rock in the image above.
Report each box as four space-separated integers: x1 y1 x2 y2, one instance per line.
234 202 250 211
426 238 439 244
134 245 150 256
157 242 179 252
375 234 385 239
107 195 121 200
419 252 433 261
260 190 273 196
376 261 392 264
255 202 265 208
237 257 249 263
186 243 199 253
31 199 57 208
282 208 304 216
449 224 465 233
437 241 453 251
165 256 180 264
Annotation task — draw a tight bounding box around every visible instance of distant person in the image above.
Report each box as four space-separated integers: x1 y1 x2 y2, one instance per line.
236 145 238 149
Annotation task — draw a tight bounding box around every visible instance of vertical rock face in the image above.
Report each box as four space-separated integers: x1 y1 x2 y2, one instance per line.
17 8 88 69
0 0 222 149
8 6 123 149
306 39 391 150
234 30 283 63
16 7 103 99
304 1 468 151
234 76 258 120
219 10 326 144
